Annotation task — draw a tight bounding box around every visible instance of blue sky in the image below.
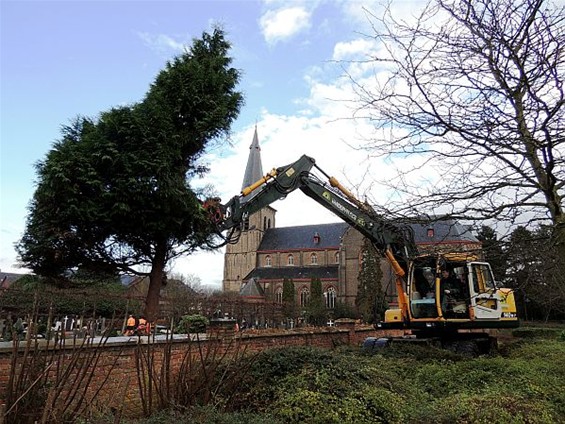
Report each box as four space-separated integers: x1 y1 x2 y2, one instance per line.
1 0 424 286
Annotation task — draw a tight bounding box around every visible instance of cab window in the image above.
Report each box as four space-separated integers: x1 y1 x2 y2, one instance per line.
470 263 496 293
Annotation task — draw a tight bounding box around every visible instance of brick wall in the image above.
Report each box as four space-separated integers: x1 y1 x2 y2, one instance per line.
0 325 402 421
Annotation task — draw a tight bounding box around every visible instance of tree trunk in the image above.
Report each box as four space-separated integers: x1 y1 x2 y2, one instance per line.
144 243 168 322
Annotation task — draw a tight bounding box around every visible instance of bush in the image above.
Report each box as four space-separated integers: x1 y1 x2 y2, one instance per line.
176 314 208 334
84 332 565 423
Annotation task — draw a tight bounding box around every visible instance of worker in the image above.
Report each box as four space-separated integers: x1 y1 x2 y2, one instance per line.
440 269 462 314
137 316 148 335
125 314 136 336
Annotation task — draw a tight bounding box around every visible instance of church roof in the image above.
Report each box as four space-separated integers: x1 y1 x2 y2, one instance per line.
239 278 265 297
258 222 350 252
241 126 264 201
244 265 339 281
410 219 479 244
257 219 478 252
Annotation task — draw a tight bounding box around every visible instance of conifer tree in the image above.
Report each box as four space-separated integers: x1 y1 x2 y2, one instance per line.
17 28 243 321
307 277 326 326
282 278 296 320
356 238 386 323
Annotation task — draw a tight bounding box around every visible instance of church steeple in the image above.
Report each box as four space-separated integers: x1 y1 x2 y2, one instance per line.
241 126 263 197
222 125 276 294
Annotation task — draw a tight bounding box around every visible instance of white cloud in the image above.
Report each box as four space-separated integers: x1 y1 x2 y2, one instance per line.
333 38 376 61
137 32 188 54
259 7 312 45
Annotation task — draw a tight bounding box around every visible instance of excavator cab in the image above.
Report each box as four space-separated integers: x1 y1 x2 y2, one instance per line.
403 253 518 330
409 259 439 319
407 255 472 320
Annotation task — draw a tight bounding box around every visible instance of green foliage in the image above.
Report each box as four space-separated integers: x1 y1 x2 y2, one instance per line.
512 327 563 339
505 225 565 321
16 27 243 319
356 238 386 323
238 340 564 424
306 278 327 326
125 407 281 424
476 225 507 281
228 346 336 411
331 301 358 320
282 278 296 319
272 376 405 424
176 314 209 333
0 275 128 318
113 334 565 423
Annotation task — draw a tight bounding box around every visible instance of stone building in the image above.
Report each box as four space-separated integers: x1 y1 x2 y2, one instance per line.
223 129 481 309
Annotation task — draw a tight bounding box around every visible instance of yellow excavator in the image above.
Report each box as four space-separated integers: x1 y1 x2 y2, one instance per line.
203 155 519 353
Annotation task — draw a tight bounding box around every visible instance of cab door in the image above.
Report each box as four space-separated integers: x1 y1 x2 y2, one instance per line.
468 262 502 320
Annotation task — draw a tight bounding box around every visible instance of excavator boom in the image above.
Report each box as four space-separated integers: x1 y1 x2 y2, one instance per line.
215 154 416 262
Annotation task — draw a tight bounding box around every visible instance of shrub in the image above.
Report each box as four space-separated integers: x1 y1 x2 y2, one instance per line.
176 314 208 334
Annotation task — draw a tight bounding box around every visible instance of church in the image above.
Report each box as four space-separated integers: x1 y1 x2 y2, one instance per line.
222 128 482 310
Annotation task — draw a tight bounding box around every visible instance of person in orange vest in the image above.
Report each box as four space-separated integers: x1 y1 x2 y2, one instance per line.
125 314 136 336
137 316 148 335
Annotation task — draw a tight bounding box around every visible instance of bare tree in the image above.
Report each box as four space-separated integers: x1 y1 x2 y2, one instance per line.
171 272 205 293
349 0 564 250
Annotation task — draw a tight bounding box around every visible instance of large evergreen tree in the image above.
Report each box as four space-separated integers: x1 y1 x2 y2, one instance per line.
476 226 507 283
282 278 296 321
356 238 386 324
307 277 326 326
505 225 565 321
17 28 243 321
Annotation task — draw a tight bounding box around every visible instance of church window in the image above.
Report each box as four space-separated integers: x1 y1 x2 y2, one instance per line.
335 252 340 264
268 218 271 228
287 254 294 266
310 253 318 265
325 287 337 309
263 216 267 230
300 287 310 307
265 255 272 267
275 287 283 303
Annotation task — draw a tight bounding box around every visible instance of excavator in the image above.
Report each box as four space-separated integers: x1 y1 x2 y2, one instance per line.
203 155 519 353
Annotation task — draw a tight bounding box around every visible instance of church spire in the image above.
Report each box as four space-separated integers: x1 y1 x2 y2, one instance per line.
241 126 264 199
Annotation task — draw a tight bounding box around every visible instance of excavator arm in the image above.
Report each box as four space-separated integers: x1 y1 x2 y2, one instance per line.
204 154 418 320
209 155 415 257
